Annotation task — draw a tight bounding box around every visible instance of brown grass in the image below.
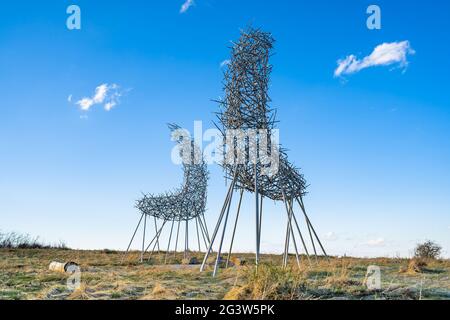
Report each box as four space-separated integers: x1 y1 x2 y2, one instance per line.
399 258 428 274
1 249 449 300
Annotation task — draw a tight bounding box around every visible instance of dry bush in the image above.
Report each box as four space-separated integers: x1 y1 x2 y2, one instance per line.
68 284 93 300
400 259 428 274
322 259 361 288
229 257 247 267
225 264 308 300
0 231 68 250
414 241 442 260
152 283 167 295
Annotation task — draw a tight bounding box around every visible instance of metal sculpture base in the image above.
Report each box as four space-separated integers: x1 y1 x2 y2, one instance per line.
122 214 210 264
200 174 327 277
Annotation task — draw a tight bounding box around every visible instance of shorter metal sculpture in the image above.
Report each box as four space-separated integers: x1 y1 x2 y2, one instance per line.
123 124 209 262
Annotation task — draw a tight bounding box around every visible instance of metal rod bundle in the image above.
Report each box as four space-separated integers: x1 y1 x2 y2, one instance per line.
124 124 210 262
201 27 327 276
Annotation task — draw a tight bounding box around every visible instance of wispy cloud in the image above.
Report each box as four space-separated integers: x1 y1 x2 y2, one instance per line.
365 238 386 247
180 0 195 14
334 41 415 77
75 84 124 112
324 232 339 241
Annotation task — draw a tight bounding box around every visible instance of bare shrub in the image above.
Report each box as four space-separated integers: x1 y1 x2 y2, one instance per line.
0 231 69 250
414 241 442 260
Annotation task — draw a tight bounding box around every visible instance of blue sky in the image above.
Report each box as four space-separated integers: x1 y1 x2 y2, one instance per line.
0 0 449 257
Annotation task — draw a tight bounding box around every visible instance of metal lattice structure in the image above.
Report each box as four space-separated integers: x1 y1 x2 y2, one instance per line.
201 28 327 276
124 124 210 263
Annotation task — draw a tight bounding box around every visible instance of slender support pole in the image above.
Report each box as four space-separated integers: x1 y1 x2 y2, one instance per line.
144 221 167 253
154 217 160 252
174 219 181 258
140 214 147 263
288 200 301 269
296 196 328 258
200 186 232 272
226 188 244 268
195 216 201 252
213 188 236 277
184 219 189 259
306 215 318 259
197 216 209 249
200 170 238 272
290 204 312 264
287 200 311 265
201 214 210 243
282 195 300 269
258 195 264 250
283 216 291 268
148 221 167 260
255 163 260 267
165 218 176 264
144 220 167 254
122 213 144 263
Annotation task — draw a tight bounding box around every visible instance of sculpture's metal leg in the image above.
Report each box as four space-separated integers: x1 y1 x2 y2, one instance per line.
200 183 233 272
154 217 160 253
282 193 301 268
122 213 144 263
184 219 189 260
259 195 264 253
281 197 292 268
197 216 209 249
290 203 312 264
174 219 181 258
140 214 147 263
213 188 236 277
195 216 201 252
148 221 167 260
165 218 176 264
149 219 165 257
201 214 210 243
255 163 260 267
305 214 318 260
296 194 317 260
283 217 291 268
226 189 244 268
296 196 328 258
286 199 301 269
200 171 238 273
144 220 167 255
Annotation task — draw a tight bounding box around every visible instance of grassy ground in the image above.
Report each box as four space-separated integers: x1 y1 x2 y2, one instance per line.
0 249 449 300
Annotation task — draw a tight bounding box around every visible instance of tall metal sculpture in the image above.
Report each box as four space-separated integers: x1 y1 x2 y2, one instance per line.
200 28 327 276
124 124 210 263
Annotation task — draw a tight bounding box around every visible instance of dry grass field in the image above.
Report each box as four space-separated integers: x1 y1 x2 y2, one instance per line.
1 249 449 300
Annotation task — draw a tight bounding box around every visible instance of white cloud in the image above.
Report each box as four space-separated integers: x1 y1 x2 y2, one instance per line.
324 232 338 241
93 84 109 104
104 101 116 112
180 0 194 13
366 238 386 247
75 83 123 112
77 97 95 111
334 41 415 77
67 94 73 103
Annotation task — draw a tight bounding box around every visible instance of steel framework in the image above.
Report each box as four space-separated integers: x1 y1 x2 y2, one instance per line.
123 124 210 263
201 28 327 276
